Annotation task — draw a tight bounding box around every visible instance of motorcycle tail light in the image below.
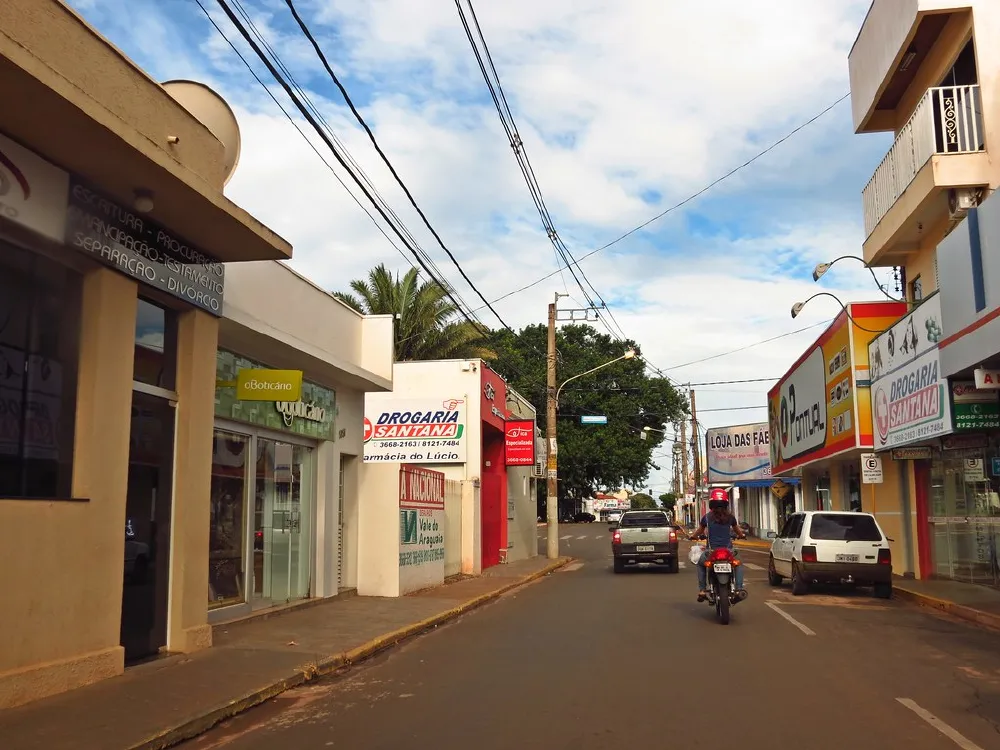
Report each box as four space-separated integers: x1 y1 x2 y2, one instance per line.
801 545 818 563
710 548 733 562
878 548 892 565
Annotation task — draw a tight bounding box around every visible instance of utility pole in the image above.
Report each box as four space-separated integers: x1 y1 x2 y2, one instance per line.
690 388 702 518
545 294 559 560
680 416 689 497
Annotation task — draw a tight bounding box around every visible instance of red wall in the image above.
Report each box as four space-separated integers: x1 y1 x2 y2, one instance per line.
480 366 508 568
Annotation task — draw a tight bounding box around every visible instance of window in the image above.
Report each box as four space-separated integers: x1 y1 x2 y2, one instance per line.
0 243 81 498
788 514 805 539
620 511 669 528
134 299 177 390
809 513 882 542
910 275 923 303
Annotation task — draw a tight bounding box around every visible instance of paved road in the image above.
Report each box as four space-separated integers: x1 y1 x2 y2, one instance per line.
181 523 1000 750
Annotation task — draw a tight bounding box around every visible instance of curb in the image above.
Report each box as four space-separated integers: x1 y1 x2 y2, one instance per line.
735 540 772 551
893 586 1000 631
130 557 572 750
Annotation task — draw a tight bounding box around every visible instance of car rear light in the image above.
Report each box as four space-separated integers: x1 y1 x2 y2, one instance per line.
878 548 892 565
801 546 817 563
612 531 621 545
669 530 677 541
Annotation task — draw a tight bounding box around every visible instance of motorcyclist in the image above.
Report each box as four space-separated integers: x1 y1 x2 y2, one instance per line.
688 488 747 602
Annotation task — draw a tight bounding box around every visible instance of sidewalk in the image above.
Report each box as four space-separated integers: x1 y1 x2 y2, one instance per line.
893 577 1000 630
0 556 570 750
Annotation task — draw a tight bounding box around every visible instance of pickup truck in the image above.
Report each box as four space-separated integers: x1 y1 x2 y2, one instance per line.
611 510 679 573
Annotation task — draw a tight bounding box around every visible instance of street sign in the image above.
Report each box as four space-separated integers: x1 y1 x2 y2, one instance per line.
861 453 883 484
580 415 608 425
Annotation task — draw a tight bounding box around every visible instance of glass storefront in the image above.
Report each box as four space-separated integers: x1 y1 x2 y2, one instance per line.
928 444 1000 586
208 427 316 612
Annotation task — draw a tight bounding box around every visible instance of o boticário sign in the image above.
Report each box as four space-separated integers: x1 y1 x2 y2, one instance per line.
705 422 771 483
219 369 304 402
363 397 467 463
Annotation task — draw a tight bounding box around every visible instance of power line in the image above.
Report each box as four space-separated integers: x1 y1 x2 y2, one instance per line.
697 405 768 413
481 94 851 309
689 378 781 385
283 0 514 333
665 319 831 371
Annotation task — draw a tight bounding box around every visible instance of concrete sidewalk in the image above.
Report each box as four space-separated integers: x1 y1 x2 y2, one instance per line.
0 556 570 750
894 576 1000 630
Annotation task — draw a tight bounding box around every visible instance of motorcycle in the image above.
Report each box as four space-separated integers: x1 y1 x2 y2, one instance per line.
692 536 747 625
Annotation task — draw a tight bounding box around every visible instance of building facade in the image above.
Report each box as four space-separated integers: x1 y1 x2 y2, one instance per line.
0 0 293 707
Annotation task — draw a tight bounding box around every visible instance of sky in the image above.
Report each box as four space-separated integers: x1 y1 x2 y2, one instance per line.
68 0 896 497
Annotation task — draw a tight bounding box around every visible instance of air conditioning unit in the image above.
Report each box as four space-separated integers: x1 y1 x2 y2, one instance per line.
532 460 544 478
948 188 979 221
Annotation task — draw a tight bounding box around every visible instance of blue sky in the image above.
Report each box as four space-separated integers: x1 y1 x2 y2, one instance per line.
69 0 896 493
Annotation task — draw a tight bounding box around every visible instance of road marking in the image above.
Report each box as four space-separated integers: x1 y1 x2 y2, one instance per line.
896 698 985 750
576 535 587 540
560 535 572 541
745 562 765 571
765 600 816 636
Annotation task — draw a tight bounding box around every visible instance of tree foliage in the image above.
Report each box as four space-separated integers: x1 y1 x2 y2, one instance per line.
658 492 678 510
334 264 495 361
630 493 657 510
491 323 688 506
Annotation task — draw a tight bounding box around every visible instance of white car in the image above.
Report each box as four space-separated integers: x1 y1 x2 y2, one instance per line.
607 510 623 524
766 511 893 599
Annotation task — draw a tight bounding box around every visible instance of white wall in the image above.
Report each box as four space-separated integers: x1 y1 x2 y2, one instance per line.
357 462 402 597
444 482 463 577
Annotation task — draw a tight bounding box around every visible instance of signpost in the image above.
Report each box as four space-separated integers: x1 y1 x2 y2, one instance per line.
580 415 608 425
861 453 883 517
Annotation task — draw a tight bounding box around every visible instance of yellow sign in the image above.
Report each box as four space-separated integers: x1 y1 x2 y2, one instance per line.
770 478 792 500
231 369 303 401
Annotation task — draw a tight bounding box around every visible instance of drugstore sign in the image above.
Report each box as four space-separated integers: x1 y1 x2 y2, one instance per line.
363 397 467 464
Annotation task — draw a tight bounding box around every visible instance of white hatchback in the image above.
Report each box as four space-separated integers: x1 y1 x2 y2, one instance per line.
767 511 893 599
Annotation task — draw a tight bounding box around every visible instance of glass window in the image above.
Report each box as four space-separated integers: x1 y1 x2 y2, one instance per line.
910 275 923 303
0 243 81 498
134 298 177 390
620 511 670 527
208 430 250 609
809 513 882 542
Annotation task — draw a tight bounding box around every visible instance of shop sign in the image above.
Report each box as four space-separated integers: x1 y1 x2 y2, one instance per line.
230 369 303 402
942 433 988 451
770 346 827 466
398 465 446 577
481 367 508 430
0 132 69 242
891 446 935 461
974 368 1000 390
990 457 1000 477
951 381 1000 431
363 397 467 464
705 422 771 483
65 177 225 316
504 420 535 466
215 350 336 440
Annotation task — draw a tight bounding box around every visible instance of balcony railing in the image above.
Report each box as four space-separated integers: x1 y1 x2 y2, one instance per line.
862 84 984 238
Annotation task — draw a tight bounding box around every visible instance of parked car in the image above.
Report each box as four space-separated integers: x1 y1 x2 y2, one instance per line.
767 511 893 598
611 509 679 573
607 510 623 524
573 511 596 523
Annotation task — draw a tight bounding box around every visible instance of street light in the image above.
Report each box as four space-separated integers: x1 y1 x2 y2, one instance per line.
812 255 903 302
546 348 636 560
790 291 888 334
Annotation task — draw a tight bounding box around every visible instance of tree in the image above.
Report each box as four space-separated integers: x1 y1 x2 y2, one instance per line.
658 492 678 511
491 323 688 507
334 264 495 361
630 493 657 510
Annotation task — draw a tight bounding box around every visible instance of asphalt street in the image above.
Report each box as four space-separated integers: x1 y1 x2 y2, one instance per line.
180 522 1000 750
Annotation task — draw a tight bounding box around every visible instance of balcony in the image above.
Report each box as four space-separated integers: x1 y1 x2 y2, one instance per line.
861 84 988 262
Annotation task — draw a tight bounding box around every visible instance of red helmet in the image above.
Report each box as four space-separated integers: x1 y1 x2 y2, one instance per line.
709 487 728 502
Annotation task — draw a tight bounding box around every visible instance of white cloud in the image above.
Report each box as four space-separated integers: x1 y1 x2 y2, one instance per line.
69 0 898 497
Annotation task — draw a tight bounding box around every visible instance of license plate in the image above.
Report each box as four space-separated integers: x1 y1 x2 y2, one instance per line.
713 563 732 573
636 544 654 552
835 554 860 563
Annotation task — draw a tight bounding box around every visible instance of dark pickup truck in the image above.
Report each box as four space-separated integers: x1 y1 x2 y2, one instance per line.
611 510 679 573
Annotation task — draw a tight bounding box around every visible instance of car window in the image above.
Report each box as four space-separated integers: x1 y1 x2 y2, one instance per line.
778 517 796 538
808 513 883 542
620 512 670 528
788 514 804 539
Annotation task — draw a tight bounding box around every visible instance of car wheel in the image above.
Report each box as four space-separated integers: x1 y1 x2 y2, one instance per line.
613 559 625 574
791 562 809 596
873 581 892 600
767 556 783 586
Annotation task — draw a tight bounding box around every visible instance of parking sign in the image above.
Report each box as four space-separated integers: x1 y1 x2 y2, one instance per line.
861 453 883 484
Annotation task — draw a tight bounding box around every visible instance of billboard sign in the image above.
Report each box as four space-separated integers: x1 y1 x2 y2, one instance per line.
504 420 535 466
705 422 771 483
363 398 467 463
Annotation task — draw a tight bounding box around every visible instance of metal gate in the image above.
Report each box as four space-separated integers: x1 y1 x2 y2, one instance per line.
337 457 346 589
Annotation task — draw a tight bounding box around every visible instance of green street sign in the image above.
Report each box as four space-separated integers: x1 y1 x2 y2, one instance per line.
231 368 303 402
953 402 1000 431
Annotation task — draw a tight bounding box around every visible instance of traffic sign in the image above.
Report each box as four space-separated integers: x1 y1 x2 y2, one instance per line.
861 453 883 484
580 415 608 425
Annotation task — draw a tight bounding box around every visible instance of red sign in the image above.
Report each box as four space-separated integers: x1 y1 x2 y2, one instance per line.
481 366 508 430
399 465 446 510
504 420 535 466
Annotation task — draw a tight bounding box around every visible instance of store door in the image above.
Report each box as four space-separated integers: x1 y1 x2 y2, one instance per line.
120 391 175 663
481 473 502 569
252 438 315 608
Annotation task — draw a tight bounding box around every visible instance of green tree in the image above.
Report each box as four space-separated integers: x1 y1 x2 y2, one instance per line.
630 492 657 510
491 323 688 507
334 264 495 361
658 492 678 511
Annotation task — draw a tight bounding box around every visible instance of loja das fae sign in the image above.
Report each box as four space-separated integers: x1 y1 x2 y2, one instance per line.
705 422 771 483
504 420 535 466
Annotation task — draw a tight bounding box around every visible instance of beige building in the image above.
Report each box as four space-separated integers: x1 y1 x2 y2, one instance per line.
0 0 293 707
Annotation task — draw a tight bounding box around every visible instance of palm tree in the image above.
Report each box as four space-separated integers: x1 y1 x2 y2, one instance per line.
334 264 496 362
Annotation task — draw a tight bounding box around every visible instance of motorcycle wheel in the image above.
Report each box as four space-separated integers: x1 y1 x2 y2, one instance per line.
715 584 731 625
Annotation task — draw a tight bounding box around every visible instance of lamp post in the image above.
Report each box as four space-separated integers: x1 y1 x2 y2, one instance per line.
546 348 636 560
812 255 904 302
790 291 890 334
